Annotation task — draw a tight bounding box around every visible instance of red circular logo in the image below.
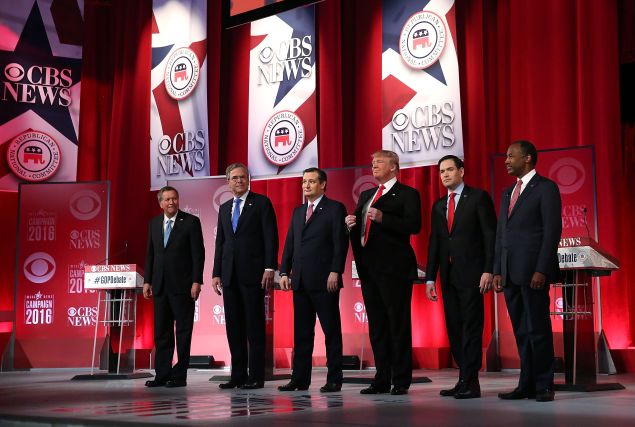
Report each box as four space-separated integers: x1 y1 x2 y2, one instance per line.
6 131 61 182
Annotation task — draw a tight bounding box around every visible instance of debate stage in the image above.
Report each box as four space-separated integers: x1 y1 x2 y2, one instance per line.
1 369 633 426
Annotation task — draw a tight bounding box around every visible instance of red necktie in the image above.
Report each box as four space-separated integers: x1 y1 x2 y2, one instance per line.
508 180 523 217
305 203 313 223
363 185 385 245
447 192 456 232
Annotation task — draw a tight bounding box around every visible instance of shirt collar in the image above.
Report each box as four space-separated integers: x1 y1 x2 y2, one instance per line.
380 176 398 193
448 182 465 197
307 194 324 208
164 211 178 223
519 169 537 187
234 190 249 203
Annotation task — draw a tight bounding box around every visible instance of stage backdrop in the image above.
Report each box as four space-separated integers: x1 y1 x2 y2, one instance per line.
0 0 83 191
381 0 463 168
491 146 598 368
13 181 109 368
150 0 210 190
248 5 317 179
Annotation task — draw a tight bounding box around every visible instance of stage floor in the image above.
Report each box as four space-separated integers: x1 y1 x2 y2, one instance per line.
0 369 634 426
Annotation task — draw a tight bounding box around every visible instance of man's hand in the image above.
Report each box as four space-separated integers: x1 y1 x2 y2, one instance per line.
367 207 383 223
426 283 438 302
261 270 274 290
345 214 357 229
479 273 494 294
530 272 547 290
211 277 222 296
493 275 503 292
191 283 201 301
280 275 290 291
327 272 339 293
143 283 152 299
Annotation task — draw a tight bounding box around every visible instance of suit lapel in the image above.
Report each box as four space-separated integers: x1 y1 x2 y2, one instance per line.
508 174 540 218
234 193 254 234
450 186 470 233
164 212 184 248
304 196 326 230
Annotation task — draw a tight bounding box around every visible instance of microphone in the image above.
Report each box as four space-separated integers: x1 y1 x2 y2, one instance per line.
93 240 129 265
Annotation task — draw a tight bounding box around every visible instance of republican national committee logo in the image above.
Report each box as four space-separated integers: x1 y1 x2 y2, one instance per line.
164 47 200 100
262 111 305 166
399 10 447 70
6 131 61 182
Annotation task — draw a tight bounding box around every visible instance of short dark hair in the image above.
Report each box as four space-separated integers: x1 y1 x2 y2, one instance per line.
157 186 179 202
513 140 538 166
303 167 327 183
438 155 464 169
303 167 327 191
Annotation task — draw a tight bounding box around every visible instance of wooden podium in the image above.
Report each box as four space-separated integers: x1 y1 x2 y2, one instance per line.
72 264 151 380
554 237 624 391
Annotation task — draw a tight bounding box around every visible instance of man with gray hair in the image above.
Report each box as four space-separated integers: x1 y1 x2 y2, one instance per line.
143 186 205 388
212 163 279 390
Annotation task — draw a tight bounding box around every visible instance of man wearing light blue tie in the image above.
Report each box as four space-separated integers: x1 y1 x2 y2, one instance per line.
212 163 279 390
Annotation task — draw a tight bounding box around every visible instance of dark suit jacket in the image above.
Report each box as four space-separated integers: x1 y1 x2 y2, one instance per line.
213 191 278 287
494 173 562 287
426 185 497 288
280 196 348 291
350 181 421 282
144 210 205 295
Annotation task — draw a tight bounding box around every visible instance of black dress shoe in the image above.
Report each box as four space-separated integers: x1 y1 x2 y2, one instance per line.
165 379 187 388
219 380 243 389
360 384 390 394
535 388 555 402
240 381 264 390
278 380 309 391
440 380 464 397
390 385 409 395
454 380 481 399
319 383 342 393
145 379 167 388
498 387 536 400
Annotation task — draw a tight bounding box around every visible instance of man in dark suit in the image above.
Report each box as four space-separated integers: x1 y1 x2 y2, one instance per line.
345 150 421 395
212 163 278 390
493 140 562 402
143 185 205 388
278 168 348 393
425 155 497 399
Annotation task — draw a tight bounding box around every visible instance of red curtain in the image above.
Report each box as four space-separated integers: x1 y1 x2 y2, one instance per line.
1 0 632 365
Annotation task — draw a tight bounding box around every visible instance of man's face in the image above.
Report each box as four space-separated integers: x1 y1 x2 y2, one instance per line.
159 190 179 217
504 143 529 177
228 167 249 196
302 171 325 201
371 155 396 182
439 159 464 190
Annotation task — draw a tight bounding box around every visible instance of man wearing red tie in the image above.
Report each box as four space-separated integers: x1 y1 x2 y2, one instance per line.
425 155 497 399
345 150 421 395
493 141 562 402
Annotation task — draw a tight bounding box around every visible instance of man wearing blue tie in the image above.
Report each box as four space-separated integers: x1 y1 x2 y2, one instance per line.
212 163 279 390
143 186 205 388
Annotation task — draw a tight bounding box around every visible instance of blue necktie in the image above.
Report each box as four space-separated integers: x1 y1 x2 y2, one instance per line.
164 219 172 247
232 198 241 232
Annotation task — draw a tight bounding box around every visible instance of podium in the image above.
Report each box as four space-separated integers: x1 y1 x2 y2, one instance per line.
553 237 624 391
72 264 152 380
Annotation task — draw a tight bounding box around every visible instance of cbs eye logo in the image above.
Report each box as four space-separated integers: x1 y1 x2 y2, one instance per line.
352 175 377 204
548 157 585 195
213 305 224 315
69 190 102 220
212 186 233 213
23 252 56 283
354 302 365 313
